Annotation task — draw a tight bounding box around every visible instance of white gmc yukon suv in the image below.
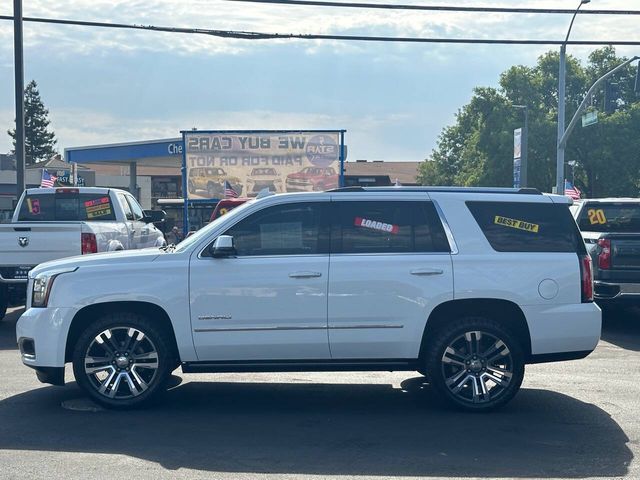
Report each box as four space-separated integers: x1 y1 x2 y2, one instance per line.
16 187 601 411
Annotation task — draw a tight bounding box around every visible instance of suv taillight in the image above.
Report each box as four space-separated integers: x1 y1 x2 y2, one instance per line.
81 233 97 254
580 254 594 303
597 238 611 270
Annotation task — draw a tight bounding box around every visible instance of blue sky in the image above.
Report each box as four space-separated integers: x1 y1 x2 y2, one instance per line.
0 0 638 161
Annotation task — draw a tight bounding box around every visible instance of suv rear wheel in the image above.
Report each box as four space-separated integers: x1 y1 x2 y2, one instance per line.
425 317 525 411
72 312 175 409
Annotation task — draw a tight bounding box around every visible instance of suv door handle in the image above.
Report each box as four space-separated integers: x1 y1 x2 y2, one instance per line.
289 271 322 279
410 268 444 276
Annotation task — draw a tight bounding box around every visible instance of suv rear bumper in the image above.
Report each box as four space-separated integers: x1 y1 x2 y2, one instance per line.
522 302 601 356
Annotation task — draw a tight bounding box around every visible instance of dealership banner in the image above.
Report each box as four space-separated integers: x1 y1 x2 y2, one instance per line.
183 131 344 199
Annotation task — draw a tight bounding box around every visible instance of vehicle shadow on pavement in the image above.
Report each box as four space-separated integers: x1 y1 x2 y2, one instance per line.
0 377 631 478
601 307 640 352
0 307 22 350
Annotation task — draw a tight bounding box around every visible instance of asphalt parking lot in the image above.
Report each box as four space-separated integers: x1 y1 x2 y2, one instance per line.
1 306 639 480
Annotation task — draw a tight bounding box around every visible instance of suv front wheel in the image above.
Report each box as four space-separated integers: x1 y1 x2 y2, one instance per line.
72 312 175 409
425 317 525 411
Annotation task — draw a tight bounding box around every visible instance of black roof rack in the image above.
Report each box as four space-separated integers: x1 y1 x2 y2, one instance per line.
327 186 542 195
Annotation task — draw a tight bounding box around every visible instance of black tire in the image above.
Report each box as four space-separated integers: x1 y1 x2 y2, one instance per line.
424 316 525 412
72 312 176 409
0 284 7 321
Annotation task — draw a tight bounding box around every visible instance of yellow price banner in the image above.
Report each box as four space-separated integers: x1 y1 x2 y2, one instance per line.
587 209 607 225
494 215 539 233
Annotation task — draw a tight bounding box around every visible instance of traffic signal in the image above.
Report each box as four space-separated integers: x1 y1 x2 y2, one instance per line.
604 81 620 114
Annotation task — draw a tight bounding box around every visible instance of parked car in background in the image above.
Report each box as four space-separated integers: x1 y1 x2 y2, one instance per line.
246 168 283 196
188 167 243 198
17 187 600 411
572 198 640 307
285 166 339 192
209 198 250 222
0 187 166 320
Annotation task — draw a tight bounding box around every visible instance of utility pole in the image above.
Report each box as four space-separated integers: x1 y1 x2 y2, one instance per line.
13 0 25 201
559 56 640 152
556 0 590 195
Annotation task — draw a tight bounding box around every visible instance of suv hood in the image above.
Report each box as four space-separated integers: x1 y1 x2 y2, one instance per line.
287 171 312 179
30 248 162 278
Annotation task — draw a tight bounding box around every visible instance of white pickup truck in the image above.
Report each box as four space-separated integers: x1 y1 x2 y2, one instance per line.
0 187 166 319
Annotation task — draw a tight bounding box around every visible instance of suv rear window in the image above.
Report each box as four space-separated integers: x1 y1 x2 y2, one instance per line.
577 203 640 233
466 201 585 253
18 193 117 221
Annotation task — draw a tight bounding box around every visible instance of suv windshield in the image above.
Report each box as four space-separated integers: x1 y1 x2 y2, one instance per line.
251 168 276 175
173 199 254 252
577 203 640 232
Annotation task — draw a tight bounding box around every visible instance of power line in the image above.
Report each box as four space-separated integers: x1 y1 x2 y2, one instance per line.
224 0 640 16
1 15 639 45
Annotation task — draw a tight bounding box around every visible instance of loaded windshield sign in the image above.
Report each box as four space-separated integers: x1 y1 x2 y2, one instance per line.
183 131 343 199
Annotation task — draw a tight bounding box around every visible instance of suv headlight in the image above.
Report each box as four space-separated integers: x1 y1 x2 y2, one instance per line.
31 267 78 308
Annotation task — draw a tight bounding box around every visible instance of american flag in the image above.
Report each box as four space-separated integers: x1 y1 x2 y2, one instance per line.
40 169 57 188
564 180 581 200
224 180 238 198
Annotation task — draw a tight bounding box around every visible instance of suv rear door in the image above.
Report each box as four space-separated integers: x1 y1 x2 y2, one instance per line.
327 194 454 359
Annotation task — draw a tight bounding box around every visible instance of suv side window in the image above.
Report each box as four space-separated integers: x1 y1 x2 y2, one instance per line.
126 195 145 221
331 201 450 254
466 201 585 253
222 202 328 256
117 193 134 221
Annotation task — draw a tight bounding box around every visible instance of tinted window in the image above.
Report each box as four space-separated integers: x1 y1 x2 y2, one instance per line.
577 203 640 233
117 193 134 221
223 202 327 256
331 201 449 254
466 201 585 253
18 193 117 221
126 195 145 221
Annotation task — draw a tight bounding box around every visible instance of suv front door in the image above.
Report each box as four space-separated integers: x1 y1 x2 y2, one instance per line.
190 200 331 361
327 196 454 359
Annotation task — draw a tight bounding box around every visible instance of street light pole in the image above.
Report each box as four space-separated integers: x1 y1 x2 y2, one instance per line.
513 105 528 188
556 0 590 195
13 0 25 201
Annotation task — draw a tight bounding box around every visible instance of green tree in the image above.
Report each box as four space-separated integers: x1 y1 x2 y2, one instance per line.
8 80 57 165
418 47 640 198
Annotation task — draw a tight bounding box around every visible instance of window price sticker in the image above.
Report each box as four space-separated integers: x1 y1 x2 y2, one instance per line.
84 197 112 219
494 215 539 233
354 217 399 234
26 198 41 215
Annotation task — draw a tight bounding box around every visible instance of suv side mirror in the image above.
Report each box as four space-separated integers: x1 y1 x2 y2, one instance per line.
210 235 236 258
143 209 166 224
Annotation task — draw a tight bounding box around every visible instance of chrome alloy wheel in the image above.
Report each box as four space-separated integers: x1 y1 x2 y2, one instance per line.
83 327 159 400
441 330 514 405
